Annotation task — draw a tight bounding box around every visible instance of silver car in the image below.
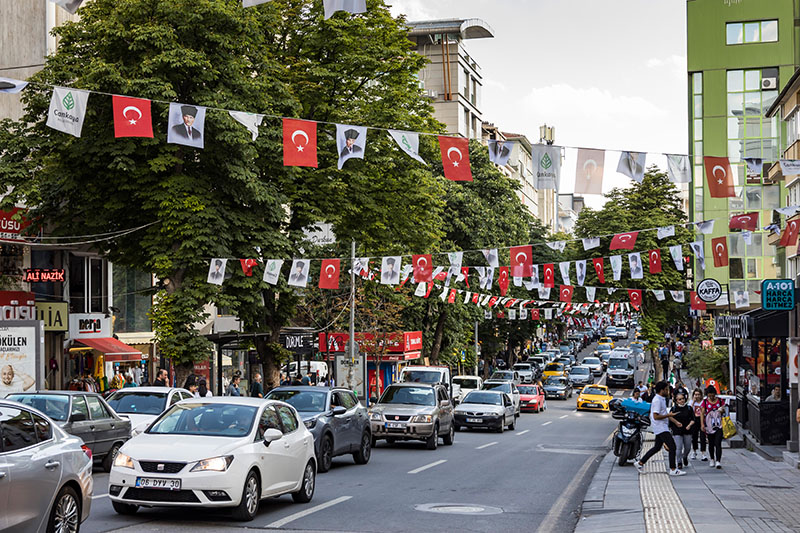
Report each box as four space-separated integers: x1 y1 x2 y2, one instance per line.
0 399 93 532
368 383 455 450
453 390 516 433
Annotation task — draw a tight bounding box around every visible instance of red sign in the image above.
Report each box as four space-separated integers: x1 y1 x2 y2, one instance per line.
23 268 65 283
319 331 422 355
193 360 210 383
0 208 32 242
0 291 36 320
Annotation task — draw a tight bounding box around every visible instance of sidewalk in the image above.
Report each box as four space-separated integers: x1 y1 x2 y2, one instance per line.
576 434 800 533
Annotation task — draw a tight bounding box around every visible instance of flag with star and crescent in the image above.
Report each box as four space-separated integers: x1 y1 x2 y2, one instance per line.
704 156 735 198
412 254 433 283
319 259 340 289
112 96 153 138
283 118 318 167
438 136 472 181
509 245 533 277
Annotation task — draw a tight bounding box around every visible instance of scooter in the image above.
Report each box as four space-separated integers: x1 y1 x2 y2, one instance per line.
610 401 650 466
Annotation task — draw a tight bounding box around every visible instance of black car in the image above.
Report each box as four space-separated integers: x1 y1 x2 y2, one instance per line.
265 386 371 472
543 377 573 400
6 390 131 471
568 365 594 389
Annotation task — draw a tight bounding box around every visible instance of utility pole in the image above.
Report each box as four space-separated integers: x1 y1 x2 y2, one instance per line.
350 240 356 364
474 320 479 376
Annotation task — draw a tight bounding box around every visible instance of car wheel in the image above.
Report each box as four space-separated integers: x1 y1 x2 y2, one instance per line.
318 435 333 473
496 422 504 433
231 470 260 521
426 425 439 450
291 461 316 503
353 431 371 465
443 424 454 445
111 501 139 516
102 442 122 472
47 485 81 533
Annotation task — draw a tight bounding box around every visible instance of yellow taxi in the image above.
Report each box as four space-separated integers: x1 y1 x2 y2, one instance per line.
542 362 567 379
576 384 614 412
599 337 614 348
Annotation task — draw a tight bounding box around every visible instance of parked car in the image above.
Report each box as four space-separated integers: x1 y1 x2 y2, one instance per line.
567 366 594 389
452 375 483 403
480 380 520 416
0 399 94 532
453 391 515 432
109 397 317 521
265 386 370 472
7 390 131 471
518 384 546 413
512 363 535 384
543 376 573 400
489 370 520 384
368 383 455 450
106 386 193 436
581 356 604 377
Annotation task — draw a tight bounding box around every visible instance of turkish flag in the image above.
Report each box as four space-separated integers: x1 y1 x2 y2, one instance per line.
510 245 533 277
610 231 639 250
711 236 729 267
592 258 605 284
648 249 662 274
240 259 258 277
447 289 457 304
434 268 448 281
412 254 433 283
438 136 472 181
487 296 499 308
319 259 340 289
690 291 707 310
729 212 759 232
462 267 470 288
543 264 555 288
559 285 574 303
498 267 510 296
779 219 800 247
112 96 153 138
704 156 735 198
283 118 318 167
531 309 540 320
471 293 479 304
628 289 643 310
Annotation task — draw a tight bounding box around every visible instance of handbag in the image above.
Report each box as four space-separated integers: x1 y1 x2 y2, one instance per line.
722 415 737 439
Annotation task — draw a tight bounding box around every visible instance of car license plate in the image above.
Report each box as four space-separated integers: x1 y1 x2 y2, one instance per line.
586 403 599 408
386 422 405 429
466 418 482 423
135 477 181 490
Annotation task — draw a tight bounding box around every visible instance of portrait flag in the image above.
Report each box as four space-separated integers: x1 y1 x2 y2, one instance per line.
628 290 643 310
617 151 646 183
657 226 675 240
530 264 540 288
575 148 605 194
711 236 729 267
544 308 553 320
336 124 366 169
532 144 562 190
610 231 639 251
559 261 571 286
482 249 499 268
690 291 707 311
319 259 340 289
287 259 310 288
0 77 29 94
559 285 574 304
670 290 685 303
412 254 433 283
592 258 605 284
696 220 715 235
167 102 206 149
207 258 228 286
240 259 258 277
729 212 759 232
46 86 90 138
704 156 736 198
323 0 367 19
744 157 763 176
666 154 691 184
283 118 318 167
779 219 800 247
647 249 661 274
653 290 665 301
263 259 284 285
628 252 643 280
585 286 596 302
741 231 753 245
610 255 622 281
669 245 684 271
229 111 265 141
576 260 587 286
582 237 600 250
389 130 427 166
439 136 472 181
689 241 706 271
734 290 750 309
488 140 514 166
543 264 555 289
474 267 486 290
353 258 369 277
498 267 510 296
112 96 153 138
50 0 85 14
510 245 533 277
546 241 566 253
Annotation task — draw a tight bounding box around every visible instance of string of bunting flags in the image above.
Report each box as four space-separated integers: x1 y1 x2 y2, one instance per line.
50 0 368 18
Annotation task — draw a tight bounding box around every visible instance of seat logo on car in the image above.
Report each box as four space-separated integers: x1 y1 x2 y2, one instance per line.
157 464 165 471
394 416 400 420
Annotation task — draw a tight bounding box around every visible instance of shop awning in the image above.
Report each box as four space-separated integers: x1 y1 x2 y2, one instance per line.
76 337 143 362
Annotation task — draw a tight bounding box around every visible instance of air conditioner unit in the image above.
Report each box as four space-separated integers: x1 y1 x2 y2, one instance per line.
424 89 438 99
762 77 777 90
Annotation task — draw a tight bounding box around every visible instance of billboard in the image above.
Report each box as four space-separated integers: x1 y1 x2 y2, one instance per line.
0 320 43 394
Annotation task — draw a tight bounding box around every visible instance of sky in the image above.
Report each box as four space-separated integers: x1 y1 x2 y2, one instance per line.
388 0 689 207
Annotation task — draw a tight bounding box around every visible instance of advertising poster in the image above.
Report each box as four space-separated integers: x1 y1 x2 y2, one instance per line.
0 324 39 394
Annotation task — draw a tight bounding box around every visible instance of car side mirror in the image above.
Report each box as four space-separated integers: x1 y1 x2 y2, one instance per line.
332 406 347 416
70 412 87 423
439 400 450 407
263 428 283 446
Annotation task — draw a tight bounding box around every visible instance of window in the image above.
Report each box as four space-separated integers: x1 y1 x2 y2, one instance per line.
85 396 110 420
275 405 299 433
256 406 282 440
69 254 107 313
113 266 153 333
70 396 89 419
337 391 357 410
726 20 778 45
0 406 37 452
32 413 52 442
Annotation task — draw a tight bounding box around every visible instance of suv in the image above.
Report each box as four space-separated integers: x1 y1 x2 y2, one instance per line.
489 370 520 384
512 363 535 384
368 383 455 450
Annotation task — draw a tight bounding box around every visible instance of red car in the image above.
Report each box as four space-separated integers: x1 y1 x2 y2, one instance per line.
519 384 546 413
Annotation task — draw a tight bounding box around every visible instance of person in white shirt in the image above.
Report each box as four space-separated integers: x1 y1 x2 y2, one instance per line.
631 388 644 403
635 380 686 476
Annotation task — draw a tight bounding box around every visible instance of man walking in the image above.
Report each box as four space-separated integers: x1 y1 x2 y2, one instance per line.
249 373 264 398
153 369 168 387
635 380 686 476
659 344 671 380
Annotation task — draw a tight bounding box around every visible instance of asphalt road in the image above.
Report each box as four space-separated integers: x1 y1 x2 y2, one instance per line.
81 338 636 533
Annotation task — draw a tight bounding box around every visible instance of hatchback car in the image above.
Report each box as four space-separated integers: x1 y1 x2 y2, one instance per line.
106 386 193 436
518 384 546 413
577 385 614 412
109 397 316 521
0 399 93 532
453 391 515 432
568 366 594 389
368 383 455 450
511 363 535 384
488 370 520 384
480 380 520 416
265 386 371 472
543 376 573 400
7 390 131 471
542 363 567 379
581 356 604 377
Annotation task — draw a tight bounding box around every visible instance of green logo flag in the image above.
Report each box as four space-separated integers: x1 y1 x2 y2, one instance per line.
532 145 561 190
46 86 90 138
389 130 427 166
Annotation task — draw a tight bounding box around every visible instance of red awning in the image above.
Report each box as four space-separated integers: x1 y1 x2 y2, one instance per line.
76 337 142 362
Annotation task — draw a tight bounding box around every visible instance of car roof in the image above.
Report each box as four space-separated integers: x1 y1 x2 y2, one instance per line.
268 386 333 392
570 365 589 370
109 387 189 394
176 396 269 407
386 382 437 389
466 389 504 395
7 390 102 397
453 375 480 379
484 380 511 385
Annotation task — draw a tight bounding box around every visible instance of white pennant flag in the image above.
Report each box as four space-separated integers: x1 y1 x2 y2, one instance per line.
669 245 684 271
741 231 753 245
50 0 85 14
666 154 691 183
474 266 486 289
657 226 675 240
513 276 522 287
519 308 528 320
46 87 90 137
544 308 553 320
610 255 622 281
389 130 427 166
524 279 536 290
670 291 685 303
0 77 28 94
538 287 551 300
263 259 284 285
323 0 367 19
628 252 643 279
696 220 715 234
464 291 471 304
439 286 449 301
531 265 540 288
432 266 445 281
207 258 228 286
775 206 800 217
532 144 562 190
779 159 800 176
547 241 566 252
229 111 265 141
482 249 499 268
480 294 492 306
582 238 600 250
617 151 647 183
689 241 705 270
243 0 272 5
585 286 596 302
508 309 517 320
414 282 427 297
400 264 413 285
576 260 587 286
482 267 495 290
447 251 463 269
559 261 571 285
653 290 666 301
733 290 750 309
607 288 617 294
288 259 310 288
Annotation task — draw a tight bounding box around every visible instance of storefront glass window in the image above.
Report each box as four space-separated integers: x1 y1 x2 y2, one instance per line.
113 267 153 333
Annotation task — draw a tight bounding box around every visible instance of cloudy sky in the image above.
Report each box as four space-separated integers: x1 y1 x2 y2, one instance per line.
388 0 688 205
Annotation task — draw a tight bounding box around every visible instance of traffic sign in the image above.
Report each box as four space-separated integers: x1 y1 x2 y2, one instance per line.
761 279 795 311
697 278 722 303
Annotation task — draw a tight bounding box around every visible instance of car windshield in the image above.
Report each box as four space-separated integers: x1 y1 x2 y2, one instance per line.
106 391 168 415
601 352 612 361
582 357 601 365
630 345 644 353
517 386 538 394
545 377 567 386
545 363 564 372
379 386 435 406
482 382 511 393
597 345 611 352
6 394 70 421
570 367 590 375
512 365 530 371
453 377 479 388
148 403 258 437
402 371 442 384
582 387 607 396
490 372 512 380
265 390 328 412
608 358 631 370
462 392 501 405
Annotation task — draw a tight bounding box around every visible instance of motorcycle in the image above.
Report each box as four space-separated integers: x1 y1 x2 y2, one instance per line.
609 400 650 466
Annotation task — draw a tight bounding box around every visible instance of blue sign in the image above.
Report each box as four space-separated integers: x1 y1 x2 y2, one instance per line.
761 279 795 311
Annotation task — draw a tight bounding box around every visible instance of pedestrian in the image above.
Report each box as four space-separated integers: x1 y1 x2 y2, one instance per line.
673 355 682 380
291 374 303 386
153 369 168 387
673 380 688 403
631 388 644 403
700 386 726 469
659 344 671 380
636 381 647 395
123 375 137 388
301 372 312 386
250 373 264 398
197 378 212 398
227 375 242 396
635 380 686 476
670 392 695 469
183 374 198 396
690 389 707 461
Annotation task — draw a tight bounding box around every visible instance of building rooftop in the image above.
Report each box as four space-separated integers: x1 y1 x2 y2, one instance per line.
407 18 494 40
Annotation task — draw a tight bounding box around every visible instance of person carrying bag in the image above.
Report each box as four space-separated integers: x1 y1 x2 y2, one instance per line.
700 386 727 469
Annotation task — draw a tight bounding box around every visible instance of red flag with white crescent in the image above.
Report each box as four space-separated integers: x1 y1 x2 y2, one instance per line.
498 267 510 296
113 96 153 138
690 291 707 310
283 118 318 167
240 259 258 277
559 285 574 303
487 296 499 307
729 212 759 232
543 264 555 288
472 293 479 304
704 156 735 198
779 219 800 247
319 259 340 289
438 136 472 181
462 267 470 288
610 231 639 250
510 245 533 277
592 258 605 284
628 289 642 310
412 254 433 282
648 249 662 274
711 236 729 267
531 309 540 320
447 289 457 303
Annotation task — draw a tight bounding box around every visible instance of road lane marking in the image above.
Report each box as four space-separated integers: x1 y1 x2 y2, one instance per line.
407 459 447 474
517 429 530 436
560 415 568 419
266 496 352 528
542 421 552 426
475 441 498 450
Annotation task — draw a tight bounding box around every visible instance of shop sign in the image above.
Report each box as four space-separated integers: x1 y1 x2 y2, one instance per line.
69 313 111 339
320 332 423 354
280 332 314 355
23 268 65 283
35 301 68 332
0 321 43 394
714 315 753 338
697 278 723 303
0 208 31 242
761 279 795 311
0 291 36 321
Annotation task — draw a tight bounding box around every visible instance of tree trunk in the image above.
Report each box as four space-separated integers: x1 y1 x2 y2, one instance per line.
429 307 448 364
174 361 194 390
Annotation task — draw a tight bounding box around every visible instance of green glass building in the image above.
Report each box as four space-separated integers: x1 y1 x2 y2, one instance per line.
687 0 800 306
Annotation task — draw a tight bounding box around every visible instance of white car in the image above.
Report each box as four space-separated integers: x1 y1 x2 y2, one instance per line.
452 375 483 403
106 386 193 435
109 397 316 521
480 380 521 417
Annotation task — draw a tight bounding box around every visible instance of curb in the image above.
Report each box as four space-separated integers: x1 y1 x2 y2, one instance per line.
581 450 615 510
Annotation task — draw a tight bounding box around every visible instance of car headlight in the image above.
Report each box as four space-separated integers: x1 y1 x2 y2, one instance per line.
369 412 382 422
412 414 432 423
304 417 317 429
190 455 234 472
114 453 135 470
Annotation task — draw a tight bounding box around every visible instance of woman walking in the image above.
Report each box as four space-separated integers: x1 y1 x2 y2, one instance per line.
690 389 707 461
700 386 726 469
670 392 695 469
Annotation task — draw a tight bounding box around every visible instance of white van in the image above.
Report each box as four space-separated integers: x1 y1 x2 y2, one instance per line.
399 365 457 400
289 361 329 380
